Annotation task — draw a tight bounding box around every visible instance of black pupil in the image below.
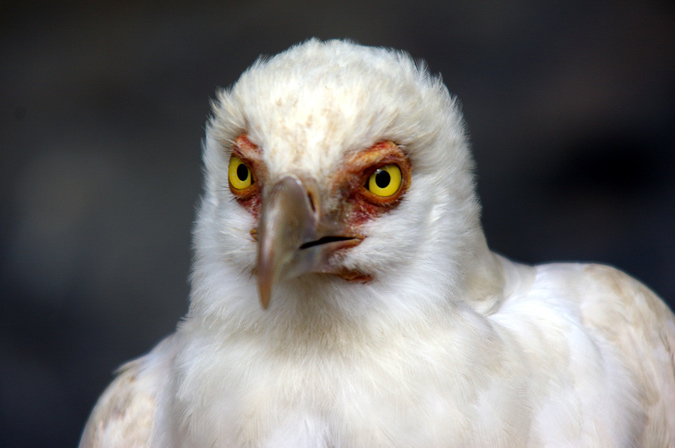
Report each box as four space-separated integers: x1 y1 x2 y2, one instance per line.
236 163 249 181
375 169 390 189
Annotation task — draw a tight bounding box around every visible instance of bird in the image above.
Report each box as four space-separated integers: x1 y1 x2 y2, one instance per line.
79 39 675 447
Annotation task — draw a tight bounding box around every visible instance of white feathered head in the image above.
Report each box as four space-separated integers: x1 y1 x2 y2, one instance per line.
190 39 497 326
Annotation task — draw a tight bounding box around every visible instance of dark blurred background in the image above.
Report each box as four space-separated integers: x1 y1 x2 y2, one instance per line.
1 1 673 446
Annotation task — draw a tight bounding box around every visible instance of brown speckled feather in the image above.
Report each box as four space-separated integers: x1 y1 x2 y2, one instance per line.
581 265 675 446
79 337 174 448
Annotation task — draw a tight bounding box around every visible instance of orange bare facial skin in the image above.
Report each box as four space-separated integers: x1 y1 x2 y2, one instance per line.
229 135 267 218
336 269 373 283
233 134 262 155
336 140 412 227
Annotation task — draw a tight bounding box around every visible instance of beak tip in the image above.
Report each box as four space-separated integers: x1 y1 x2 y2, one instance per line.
259 295 270 310
258 278 271 310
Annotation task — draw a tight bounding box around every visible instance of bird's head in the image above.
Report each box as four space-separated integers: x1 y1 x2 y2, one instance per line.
190 40 501 325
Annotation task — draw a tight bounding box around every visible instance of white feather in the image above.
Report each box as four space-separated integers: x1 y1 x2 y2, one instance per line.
80 39 675 447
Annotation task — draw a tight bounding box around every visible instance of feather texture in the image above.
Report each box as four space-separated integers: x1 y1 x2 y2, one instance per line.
80 40 675 447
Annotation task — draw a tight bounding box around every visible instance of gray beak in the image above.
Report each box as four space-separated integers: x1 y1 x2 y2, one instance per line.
256 175 359 309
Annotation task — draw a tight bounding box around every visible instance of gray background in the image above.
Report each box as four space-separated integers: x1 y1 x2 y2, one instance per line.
1 1 673 447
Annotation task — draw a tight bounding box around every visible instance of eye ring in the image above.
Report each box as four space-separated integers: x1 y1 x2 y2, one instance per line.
366 164 402 197
228 156 253 190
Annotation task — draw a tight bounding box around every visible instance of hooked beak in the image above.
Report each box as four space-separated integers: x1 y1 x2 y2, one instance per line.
256 175 361 309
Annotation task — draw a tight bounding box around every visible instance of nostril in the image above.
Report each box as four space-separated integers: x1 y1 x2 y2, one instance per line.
307 191 316 213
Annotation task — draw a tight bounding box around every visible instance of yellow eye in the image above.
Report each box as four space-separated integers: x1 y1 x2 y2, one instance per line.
367 164 402 197
228 156 253 190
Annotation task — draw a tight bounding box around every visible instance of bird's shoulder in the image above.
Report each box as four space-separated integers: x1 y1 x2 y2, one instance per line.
575 263 675 439
500 259 675 442
576 263 675 336
499 258 674 334
526 261 675 346
79 336 176 448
